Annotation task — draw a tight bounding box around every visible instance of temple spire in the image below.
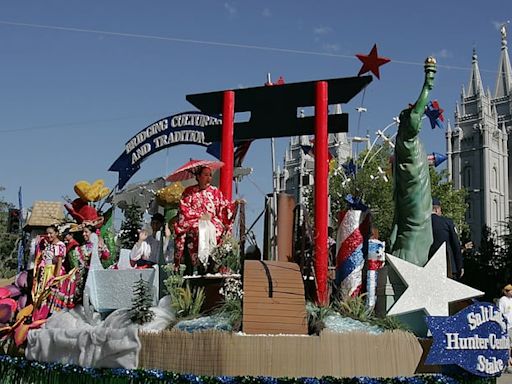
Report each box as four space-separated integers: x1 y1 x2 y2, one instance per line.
467 47 484 96
494 23 512 98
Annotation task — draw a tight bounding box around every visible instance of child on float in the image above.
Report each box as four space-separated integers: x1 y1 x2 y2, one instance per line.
129 213 165 268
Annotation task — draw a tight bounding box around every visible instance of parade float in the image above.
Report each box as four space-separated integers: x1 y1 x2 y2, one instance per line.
0 48 504 384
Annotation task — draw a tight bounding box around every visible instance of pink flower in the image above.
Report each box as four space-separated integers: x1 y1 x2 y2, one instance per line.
5 271 30 310
17 295 27 310
0 285 18 323
32 304 50 322
0 287 11 300
12 304 50 347
0 301 15 323
15 271 28 289
4 285 21 298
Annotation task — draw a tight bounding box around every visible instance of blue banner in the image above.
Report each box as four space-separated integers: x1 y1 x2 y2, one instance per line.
425 302 510 377
109 112 221 189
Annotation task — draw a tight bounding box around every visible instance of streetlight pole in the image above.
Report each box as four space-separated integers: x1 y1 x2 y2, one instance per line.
270 137 278 260
351 136 370 160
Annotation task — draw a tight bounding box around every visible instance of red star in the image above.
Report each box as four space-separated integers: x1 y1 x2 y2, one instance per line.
355 44 391 80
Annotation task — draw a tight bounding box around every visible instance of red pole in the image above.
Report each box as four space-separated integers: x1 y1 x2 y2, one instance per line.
220 90 235 200
314 81 329 306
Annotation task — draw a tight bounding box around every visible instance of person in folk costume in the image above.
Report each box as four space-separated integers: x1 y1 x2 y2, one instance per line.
32 225 66 303
173 166 237 274
49 228 83 310
63 225 109 307
62 228 80 271
163 215 178 264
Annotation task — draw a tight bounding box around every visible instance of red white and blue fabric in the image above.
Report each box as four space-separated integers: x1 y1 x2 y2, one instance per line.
300 142 336 161
425 100 445 129
366 239 385 310
335 208 370 298
206 140 253 167
427 152 447 167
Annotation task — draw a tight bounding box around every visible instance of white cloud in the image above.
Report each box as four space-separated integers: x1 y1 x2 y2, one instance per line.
322 42 340 53
262 8 271 17
492 20 509 30
313 26 332 35
224 2 237 17
433 48 452 59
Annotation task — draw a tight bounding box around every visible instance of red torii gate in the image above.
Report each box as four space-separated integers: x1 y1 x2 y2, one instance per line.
186 75 371 305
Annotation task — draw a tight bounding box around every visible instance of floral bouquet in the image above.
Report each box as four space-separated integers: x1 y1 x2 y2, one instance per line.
219 276 243 302
210 234 240 274
215 276 243 331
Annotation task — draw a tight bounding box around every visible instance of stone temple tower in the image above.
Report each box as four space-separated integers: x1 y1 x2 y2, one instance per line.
447 25 512 244
279 104 351 205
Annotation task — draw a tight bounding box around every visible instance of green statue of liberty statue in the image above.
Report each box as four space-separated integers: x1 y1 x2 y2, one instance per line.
389 57 436 266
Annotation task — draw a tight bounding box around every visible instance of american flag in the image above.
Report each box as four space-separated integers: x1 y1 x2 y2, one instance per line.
233 140 253 167
206 140 253 167
300 139 335 161
425 100 445 129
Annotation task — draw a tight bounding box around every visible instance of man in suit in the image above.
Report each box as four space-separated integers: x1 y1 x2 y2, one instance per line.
428 198 464 279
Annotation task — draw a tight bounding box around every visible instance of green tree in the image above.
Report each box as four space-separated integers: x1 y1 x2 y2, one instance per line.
327 144 467 248
462 225 502 301
499 218 512 280
0 187 14 232
0 187 18 278
430 167 468 235
118 203 143 250
329 144 394 243
129 275 155 325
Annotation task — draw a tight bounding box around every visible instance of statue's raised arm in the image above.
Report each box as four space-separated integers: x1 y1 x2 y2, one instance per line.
389 57 436 266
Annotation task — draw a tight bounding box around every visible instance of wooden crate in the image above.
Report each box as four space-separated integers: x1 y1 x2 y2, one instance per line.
243 260 307 334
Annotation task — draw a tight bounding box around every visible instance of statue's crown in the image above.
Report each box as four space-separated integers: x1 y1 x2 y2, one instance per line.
424 56 437 72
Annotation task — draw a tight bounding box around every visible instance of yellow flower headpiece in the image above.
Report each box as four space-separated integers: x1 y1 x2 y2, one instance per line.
156 183 185 207
74 179 110 202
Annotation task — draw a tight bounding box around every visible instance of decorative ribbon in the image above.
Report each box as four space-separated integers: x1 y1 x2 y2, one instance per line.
335 208 370 299
366 239 385 310
344 194 368 212
198 219 217 268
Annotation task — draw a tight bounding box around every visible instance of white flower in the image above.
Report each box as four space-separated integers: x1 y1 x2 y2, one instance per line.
221 277 243 301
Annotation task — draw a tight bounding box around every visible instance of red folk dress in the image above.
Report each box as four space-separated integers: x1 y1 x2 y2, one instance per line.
174 185 235 268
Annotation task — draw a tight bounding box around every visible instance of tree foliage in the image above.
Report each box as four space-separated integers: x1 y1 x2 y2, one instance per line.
0 187 17 278
129 275 155 325
461 226 502 301
118 203 143 250
329 144 394 243
327 144 467 248
429 167 468 235
462 220 512 301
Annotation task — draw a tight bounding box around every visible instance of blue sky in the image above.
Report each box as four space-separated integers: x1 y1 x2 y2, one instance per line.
0 0 510 240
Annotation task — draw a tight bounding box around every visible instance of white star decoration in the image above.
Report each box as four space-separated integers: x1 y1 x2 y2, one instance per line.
386 243 484 317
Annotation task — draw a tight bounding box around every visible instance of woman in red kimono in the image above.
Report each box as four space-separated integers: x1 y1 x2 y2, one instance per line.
174 166 235 274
